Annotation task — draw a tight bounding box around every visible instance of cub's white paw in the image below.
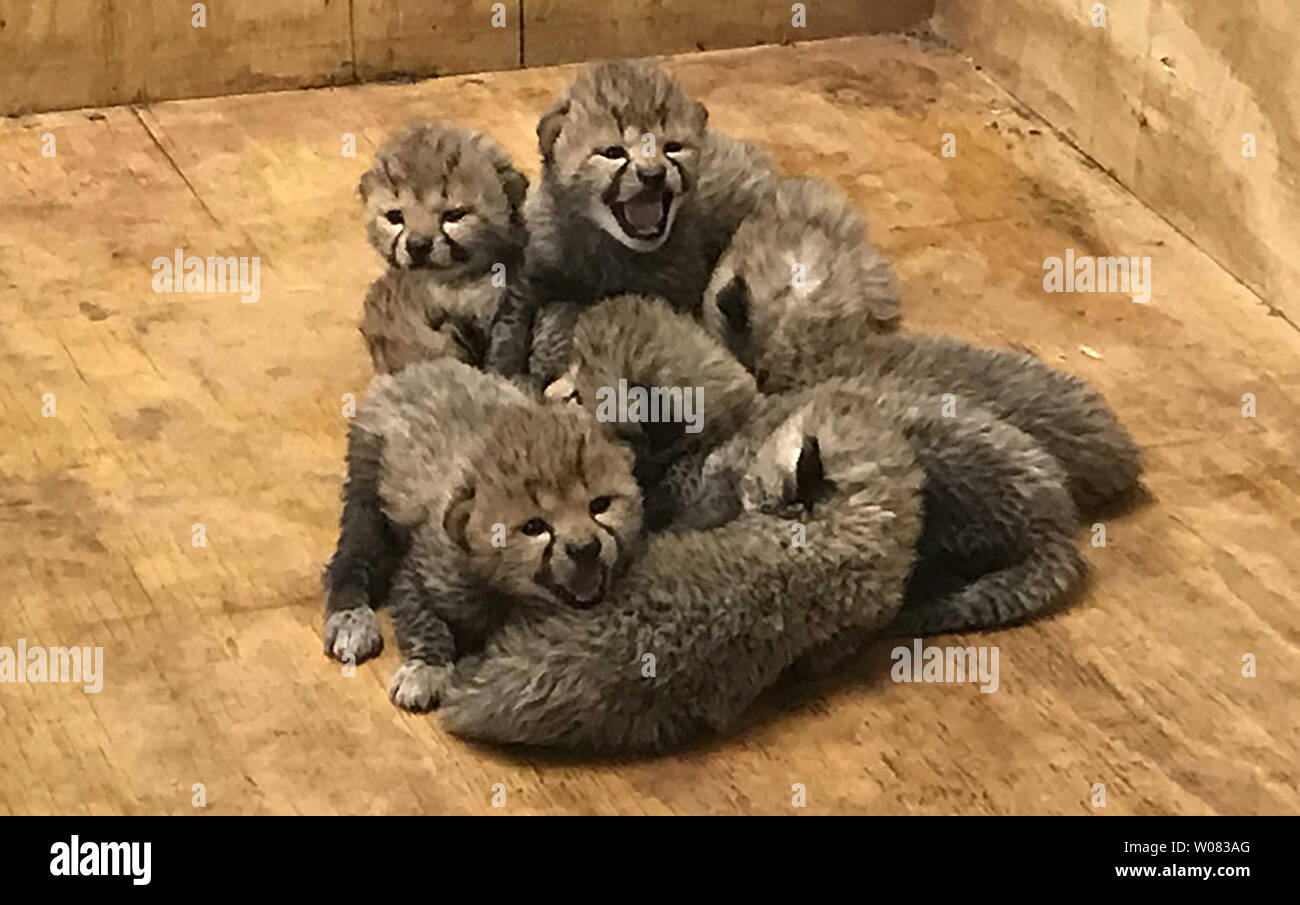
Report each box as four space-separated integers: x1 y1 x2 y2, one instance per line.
388 662 452 713
324 608 383 664
543 369 580 404
742 415 806 511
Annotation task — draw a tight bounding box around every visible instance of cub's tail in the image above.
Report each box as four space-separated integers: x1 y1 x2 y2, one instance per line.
885 395 1089 637
869 335 1144 517
892 535 1086 637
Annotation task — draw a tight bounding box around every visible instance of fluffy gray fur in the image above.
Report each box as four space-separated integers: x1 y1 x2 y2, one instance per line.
701 221 1141 515
549 296 1089 637
358 122 528 374
543 295 758 528
486 59 777 384
323 359 644 712
438 300 1088 751
323 125 530 653
323 359 536 665
440 382 924 752
659 373 1086 639
544 296 1084 637
707 176 901 342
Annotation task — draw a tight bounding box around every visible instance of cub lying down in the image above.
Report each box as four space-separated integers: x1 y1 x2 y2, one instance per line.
437 298 1087 751
323 359 643 711
702 219 1142 515
552 295 1087 637
441 381 925 752
677 377 1087 642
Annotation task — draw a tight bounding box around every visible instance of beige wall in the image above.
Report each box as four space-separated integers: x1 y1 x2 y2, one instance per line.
524 0 933 66
1 1 934 115
934 0 1300 321
0 1 355 113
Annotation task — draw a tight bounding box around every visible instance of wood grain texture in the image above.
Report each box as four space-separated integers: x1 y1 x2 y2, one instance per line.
0 0 355 114
0 1 933 114
933 0 1300 323
1 36 1296 815
522 0 934 66
352 0 519 81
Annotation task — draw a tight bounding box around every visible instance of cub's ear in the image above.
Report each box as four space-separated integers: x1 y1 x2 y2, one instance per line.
715 276 751 336
357 166 379 201
691 99 709 132
358 157 395 201
794 436 835 511
538 100 571 162
497 165 529 220
442 483 476 553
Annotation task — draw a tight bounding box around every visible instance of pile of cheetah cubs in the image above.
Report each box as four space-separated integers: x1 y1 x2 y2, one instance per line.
320 60 1142 753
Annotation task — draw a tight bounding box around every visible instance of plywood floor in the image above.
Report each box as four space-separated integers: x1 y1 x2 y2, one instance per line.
2 36 1296 816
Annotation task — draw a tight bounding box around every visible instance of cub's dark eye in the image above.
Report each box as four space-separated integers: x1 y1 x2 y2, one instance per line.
442 208 469 223
664 141 683 153
520 518 549 537
598 146 627 160
384 209 404 225
589 496 613 516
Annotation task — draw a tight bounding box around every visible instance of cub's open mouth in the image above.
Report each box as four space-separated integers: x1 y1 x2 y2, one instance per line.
545 566 608 609
611 189 673 239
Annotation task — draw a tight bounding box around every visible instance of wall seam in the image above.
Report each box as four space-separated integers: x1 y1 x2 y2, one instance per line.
347 0 359 83
519 1 527 69
957 55 1296 332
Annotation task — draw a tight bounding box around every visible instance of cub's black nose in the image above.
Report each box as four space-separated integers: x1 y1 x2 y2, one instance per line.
636 164 666 187
564 538 601 562
406 234 434 263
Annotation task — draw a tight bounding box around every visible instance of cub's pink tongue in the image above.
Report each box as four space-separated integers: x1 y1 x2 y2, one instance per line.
623 194 663 231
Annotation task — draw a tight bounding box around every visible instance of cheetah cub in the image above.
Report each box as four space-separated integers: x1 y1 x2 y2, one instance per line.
702 187 1141 515
704 176 902 363
324 359 644 712
359 122 528 374
487 59 777 385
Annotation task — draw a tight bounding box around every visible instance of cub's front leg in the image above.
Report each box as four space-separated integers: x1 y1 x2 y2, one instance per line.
323 422 397 665
387 560 457 713
526 301 583 390
485 279 535 379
